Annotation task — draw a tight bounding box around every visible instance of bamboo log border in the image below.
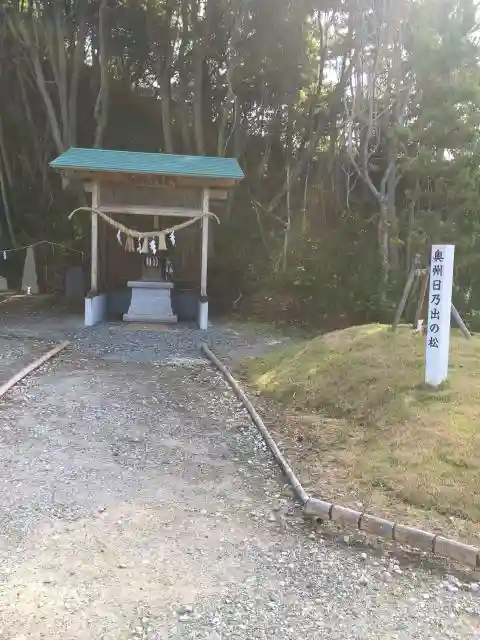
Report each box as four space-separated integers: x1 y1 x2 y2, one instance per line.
201 343 480 569
0 341 70 400
201 344 308 504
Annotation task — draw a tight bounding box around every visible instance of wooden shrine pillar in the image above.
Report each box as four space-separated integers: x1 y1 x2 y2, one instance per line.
91 181 99 293
199 188 210 330
84 180 107 326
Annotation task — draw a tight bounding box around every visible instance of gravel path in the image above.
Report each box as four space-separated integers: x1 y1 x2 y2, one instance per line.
0 299 295 364
0 314 479 638
0 336 50 387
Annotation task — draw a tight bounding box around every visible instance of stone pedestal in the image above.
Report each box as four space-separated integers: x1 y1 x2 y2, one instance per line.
22 247 39 294
123 280 177 323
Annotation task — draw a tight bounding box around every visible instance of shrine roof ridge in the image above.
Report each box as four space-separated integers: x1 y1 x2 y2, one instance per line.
50 147 244 181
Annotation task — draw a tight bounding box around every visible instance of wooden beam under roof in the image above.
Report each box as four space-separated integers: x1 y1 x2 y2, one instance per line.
83 180 228 201
98 204 202 218
62 169 236 190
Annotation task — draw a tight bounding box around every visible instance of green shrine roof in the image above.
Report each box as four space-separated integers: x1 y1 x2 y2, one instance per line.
50 147 244 181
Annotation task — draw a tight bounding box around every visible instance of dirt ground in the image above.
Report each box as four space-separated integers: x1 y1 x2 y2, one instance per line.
0 303 479 639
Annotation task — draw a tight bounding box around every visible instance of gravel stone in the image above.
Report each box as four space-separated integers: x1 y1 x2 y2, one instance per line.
0 310 478 638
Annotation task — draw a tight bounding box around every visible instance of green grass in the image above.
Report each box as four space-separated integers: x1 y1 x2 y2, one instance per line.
242 324 480 522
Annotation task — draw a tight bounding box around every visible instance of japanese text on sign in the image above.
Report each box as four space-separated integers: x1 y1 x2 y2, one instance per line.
427 249 444 349
427 248 444 347
425 245 455 387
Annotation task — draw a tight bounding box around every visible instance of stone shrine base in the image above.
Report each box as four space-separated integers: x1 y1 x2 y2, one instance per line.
123 280 177 324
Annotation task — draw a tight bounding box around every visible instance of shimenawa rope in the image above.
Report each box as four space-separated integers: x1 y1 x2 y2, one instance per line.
68 207 220 239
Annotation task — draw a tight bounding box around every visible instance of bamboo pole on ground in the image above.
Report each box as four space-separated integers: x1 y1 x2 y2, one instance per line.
201 343 310 505
0 341 70 400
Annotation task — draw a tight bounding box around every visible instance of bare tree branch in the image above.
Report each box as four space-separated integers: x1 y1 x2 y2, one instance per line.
266 54 354 214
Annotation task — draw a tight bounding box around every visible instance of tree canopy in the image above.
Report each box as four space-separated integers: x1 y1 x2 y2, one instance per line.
1 0 480 325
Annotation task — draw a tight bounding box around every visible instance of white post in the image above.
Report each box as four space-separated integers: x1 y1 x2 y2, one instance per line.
199 188 210 330
425 244 455 387
91 182 99 294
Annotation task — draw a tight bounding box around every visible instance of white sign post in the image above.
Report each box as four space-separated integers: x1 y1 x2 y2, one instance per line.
425 244 455 387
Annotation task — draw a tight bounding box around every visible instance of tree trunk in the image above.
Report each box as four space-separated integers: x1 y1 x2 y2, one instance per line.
68 4 87 147
55 6 69 145
16 68 48 188
178 101 191 153
8 17 65 155
302 162 310 234
192 55 205 155
177 0 191 153
94 0 109 149
0 115 12 187
387 163 400 272
191 0 206 155
31 50 65 154
405 179 419 274
0 154 16 248
160 82 174 154
217 104 229 158
381 135 400 274
378 202 390 305
282 162 291 273
281 105 294 273
385 22 403 274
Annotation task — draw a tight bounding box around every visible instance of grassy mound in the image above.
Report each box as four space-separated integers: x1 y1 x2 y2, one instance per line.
242 324 480 522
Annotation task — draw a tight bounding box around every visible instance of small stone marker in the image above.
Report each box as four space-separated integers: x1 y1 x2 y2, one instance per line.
425 244 455 387
0 275 7 291
65 265 85 299
21 246 39 294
